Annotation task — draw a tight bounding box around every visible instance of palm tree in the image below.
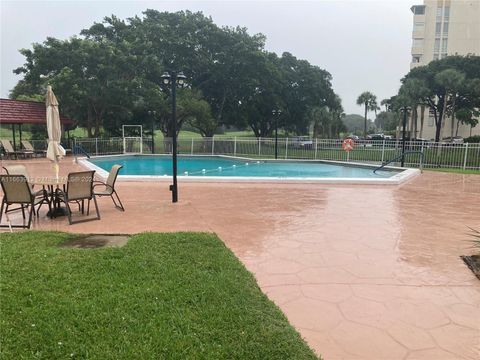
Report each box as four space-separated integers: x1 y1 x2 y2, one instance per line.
356 91 378 138
380 99 390 112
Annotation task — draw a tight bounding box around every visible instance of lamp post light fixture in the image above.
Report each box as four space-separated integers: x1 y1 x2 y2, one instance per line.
271 109 282 159
147 110 156 154
161 71 187 203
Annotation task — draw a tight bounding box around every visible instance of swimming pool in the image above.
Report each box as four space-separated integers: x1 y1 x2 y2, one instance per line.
84 155 418 184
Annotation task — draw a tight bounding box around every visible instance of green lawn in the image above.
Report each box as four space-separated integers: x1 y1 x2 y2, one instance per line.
0 231 319 360
425 168 480 175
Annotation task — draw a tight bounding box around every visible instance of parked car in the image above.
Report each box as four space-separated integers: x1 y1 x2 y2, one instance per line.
367 134 383 140
291 136 314 149
345 135 360 141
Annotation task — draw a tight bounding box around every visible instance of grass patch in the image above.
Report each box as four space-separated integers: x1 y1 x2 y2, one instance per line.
0 231 319 359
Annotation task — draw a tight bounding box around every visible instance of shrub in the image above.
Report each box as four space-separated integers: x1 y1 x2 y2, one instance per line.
464 135 480 143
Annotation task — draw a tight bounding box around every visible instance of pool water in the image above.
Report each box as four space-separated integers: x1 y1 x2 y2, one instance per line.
89 155 397 179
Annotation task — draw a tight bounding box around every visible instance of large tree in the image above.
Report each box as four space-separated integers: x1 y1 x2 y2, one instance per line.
400 55 480 141
11 10 340 139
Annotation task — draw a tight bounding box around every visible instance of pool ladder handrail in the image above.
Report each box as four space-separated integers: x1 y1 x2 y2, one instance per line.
373 151 424 174
73 144 91 159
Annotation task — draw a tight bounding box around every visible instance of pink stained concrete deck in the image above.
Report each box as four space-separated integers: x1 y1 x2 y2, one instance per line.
1 158 480 360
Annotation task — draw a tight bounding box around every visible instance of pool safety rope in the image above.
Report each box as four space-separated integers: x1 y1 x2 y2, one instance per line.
183 161 264 176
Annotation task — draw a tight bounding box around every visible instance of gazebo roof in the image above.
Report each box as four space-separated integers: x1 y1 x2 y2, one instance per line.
0 98 74 126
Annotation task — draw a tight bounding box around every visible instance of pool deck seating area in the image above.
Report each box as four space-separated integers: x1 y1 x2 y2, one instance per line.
0 157 479 359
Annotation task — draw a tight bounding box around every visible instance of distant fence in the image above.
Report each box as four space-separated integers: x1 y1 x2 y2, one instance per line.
62 137 480 170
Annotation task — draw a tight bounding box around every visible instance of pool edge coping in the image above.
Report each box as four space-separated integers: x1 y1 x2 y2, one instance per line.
78 155 420 185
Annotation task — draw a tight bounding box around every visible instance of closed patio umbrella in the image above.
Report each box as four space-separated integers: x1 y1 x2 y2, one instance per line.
46 86 66 178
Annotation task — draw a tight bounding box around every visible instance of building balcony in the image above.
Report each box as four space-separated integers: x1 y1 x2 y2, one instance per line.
411 46 424 54
412 30 425 38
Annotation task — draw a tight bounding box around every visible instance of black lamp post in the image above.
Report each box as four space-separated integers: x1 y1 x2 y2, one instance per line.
272 109 282 159
148 110 156 154
161 71 187 203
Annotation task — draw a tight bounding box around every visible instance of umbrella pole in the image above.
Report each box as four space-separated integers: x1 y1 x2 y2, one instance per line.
54 161 59 180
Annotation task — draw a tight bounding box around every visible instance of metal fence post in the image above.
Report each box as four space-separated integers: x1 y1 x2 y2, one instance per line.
234 137 237 157
463 142 469 170
258 137 261 156
73 138 77 162
211 136 215 155
381 139 385 163
285 138 288 159
95 138 98 156
420 142 424 173
191 138 194 155
314 138 318 159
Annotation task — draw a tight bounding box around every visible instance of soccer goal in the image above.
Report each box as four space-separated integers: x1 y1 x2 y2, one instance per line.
122 125 143 154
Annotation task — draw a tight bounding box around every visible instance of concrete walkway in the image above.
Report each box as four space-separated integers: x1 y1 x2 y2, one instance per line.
1 158 479 359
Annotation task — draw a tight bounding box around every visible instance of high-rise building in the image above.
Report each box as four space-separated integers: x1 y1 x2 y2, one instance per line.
409 0 480 139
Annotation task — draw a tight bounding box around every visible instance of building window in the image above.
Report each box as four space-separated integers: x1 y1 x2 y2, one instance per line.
413 38 424 48
412 55 422 63
435 22 442 35
436 6 443 18
434 38 441 51
442 39 448 52
428 117 434 127
433 53 439 60
444 6 450 20
443 22 449 34
413 21 425 32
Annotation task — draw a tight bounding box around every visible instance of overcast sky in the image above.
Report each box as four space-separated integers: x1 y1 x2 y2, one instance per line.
1 0 418 115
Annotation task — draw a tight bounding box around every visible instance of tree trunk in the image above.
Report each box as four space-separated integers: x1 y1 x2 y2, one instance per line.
313 120 319 138
87 105 94 138
439 94 448 142
364 103 367 138
450 95 456 141
216 89 227 123
419 105 425 139
434 96 445 142
434 108 441 143
413 106 418 140
436 97 447 158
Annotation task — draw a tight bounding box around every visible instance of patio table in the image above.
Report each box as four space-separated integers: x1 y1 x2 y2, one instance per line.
32 177 68 218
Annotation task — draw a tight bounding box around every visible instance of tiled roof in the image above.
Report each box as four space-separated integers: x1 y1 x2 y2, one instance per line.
0 98 74 125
